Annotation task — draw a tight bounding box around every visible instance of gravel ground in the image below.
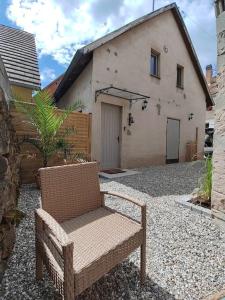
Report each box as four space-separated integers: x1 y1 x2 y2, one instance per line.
1 162 225 300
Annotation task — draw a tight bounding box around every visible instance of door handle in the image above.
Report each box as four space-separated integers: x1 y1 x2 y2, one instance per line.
117 136 120 143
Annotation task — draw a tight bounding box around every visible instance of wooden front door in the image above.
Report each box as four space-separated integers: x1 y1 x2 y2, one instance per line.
166 118 180 163
101 103 122 169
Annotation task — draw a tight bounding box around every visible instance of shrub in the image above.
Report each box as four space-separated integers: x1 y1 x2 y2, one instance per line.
198 157 212 202
15 90 84 167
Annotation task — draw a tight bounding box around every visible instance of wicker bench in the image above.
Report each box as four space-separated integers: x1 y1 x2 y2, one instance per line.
35 162 146 299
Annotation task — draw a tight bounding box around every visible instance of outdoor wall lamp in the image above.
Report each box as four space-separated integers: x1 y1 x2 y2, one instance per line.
142 99 148 110
188 113 194 120
128 113 135 126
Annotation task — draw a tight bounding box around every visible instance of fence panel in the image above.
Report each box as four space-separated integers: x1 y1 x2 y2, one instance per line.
10 101 92 183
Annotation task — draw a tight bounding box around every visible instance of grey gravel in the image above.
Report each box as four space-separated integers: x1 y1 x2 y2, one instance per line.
1 162 225 300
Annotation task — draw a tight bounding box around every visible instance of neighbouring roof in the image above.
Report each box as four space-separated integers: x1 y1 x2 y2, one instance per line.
0 24 40 90
54 3 213 107
43 73 64 96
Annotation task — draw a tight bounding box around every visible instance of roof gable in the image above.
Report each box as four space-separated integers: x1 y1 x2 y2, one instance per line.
54 3 213 107
43 73 64 95
0 24 40 90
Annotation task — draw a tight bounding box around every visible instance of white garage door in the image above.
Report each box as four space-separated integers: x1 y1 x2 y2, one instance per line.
166 118 180 163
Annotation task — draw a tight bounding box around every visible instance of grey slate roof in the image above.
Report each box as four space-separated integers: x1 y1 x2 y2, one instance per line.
54 3 213 107
0 24 40 90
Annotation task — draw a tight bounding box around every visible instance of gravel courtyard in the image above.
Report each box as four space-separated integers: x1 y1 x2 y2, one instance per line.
1 162 225 300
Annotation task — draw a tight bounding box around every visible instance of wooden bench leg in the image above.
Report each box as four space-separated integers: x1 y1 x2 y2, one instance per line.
140 242 146 284
36 240 43 280
35 212 43 280
63 243 74 300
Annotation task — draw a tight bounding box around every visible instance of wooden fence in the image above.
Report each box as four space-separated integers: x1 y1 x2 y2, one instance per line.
10 101 92 183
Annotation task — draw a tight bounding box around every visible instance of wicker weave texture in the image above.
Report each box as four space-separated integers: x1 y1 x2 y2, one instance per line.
36 162 146 299
61 207 142 273
40 207 143 296
39 162 102 223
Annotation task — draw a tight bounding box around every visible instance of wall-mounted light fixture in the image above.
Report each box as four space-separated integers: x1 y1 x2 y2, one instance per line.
142 99 148 110
128 113 135 126
188 113 194 120
163 45 168 53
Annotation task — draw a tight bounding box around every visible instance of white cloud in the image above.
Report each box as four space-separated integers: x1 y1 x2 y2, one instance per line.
6 0 216 72
40 67 56 83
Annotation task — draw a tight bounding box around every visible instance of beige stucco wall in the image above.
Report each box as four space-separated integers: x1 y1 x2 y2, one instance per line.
91 10 206 168
57 61 93 111
58 10 206 169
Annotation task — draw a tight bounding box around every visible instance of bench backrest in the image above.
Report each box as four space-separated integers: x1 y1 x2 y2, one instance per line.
39 162 102 223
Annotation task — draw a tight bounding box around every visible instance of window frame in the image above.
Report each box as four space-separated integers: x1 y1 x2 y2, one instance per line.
222 0 225 12
150 49 160 78
176 64 184 89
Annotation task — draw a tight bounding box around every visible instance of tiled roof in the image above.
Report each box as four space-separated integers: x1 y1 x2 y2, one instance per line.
43 74 64 96
0 24 40 90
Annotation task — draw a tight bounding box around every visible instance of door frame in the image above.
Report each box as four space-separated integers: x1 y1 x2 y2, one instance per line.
166 117 180 164
101 102 122 169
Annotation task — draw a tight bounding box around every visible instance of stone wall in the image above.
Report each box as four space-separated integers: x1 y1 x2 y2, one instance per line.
212 67 225 222
211 2 225 225
0 58 20 280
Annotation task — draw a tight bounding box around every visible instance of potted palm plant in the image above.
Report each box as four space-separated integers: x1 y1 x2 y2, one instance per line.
191 156 212 208
15 90 83 188
197 156 212 205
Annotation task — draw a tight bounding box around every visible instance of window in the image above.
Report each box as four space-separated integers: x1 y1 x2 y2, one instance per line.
216 0 225 16
222 0 225 12
177 65 184 88
150 50 160 77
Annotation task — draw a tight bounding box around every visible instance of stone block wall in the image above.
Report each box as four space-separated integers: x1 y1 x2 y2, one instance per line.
0 59 20 280
212 3 225 225
212 67 225 225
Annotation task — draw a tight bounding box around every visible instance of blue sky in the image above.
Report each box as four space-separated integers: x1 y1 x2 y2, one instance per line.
0 0 216 88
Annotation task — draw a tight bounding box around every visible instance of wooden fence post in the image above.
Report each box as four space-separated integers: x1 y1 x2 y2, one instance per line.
88 113 92 161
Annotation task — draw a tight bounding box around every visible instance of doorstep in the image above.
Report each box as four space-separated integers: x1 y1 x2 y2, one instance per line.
99 169 140 179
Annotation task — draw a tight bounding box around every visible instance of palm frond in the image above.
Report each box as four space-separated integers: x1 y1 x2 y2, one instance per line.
15 90 83 167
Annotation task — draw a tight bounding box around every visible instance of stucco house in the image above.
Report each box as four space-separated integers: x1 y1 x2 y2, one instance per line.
54 3 213 170
0 24 40 101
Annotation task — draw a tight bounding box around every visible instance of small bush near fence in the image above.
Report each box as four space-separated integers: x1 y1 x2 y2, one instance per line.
10 101 92 183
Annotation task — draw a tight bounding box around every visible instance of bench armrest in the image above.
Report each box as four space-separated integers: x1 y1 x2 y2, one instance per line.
101 191 146 227
36 208 70 247
101 191 146 207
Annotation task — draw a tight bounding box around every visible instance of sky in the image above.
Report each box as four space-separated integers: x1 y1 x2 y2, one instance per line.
0 0 216 88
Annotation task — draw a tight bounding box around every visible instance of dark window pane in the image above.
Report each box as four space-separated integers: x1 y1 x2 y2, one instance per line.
222 0 225 11
177 66 183 88
151 54 158 76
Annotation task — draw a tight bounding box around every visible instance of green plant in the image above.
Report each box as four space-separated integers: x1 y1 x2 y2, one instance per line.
15 90 84 167
2 209 25 226
198 157 212 202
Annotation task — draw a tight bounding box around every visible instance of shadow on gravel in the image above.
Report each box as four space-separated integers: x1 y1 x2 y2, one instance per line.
1 185 175 300
74 260 175 300
32 260 176 299
105 162 203 197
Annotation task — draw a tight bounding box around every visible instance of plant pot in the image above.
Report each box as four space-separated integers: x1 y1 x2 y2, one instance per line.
191 195 211 209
